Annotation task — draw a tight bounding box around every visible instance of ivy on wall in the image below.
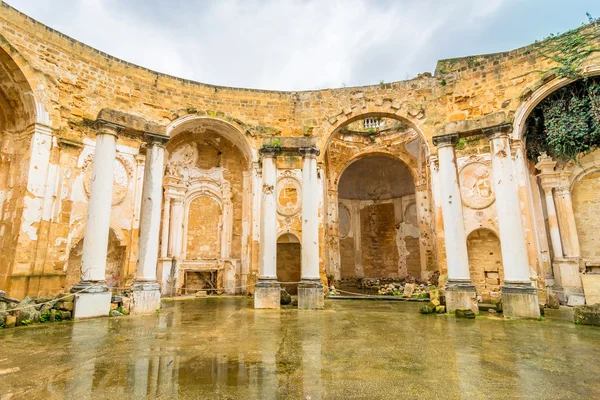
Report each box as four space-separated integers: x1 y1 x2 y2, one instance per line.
525 77 600 161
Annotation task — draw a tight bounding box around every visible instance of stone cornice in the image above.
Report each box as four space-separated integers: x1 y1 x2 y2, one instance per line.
482 123 513 139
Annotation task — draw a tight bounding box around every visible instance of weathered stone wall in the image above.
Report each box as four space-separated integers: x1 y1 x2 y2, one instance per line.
186 196 221 260
0 2 599 297
276 241 301 294
572 169 600 261
467 229 504 291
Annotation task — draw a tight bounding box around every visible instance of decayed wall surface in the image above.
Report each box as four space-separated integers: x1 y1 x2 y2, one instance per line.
572 169 600 261
1 1 600 298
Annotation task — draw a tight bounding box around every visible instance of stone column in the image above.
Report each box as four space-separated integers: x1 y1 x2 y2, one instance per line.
432 134 478 314
553 172 585 305
254 146 280 309
72 120 122 319
298 146 324 309
484 124 539 318
160 197 171 258
163 196 184 295
131 133 170 314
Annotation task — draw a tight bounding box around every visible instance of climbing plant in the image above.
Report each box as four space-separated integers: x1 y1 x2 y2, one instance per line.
525 77 600 161
536 13 600 79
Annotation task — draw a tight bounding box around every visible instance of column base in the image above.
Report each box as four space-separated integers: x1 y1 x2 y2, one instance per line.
254 280 281 309
130 281 161 314
73 287 112 321
501 285 540 319
445 282 479 314
298 281 324 310
72 281 111 319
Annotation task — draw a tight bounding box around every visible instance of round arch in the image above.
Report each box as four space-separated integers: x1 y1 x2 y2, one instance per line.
0 41 47 129
166 115 257 168
335 150 420 186
320 111 431 161
512 65 600 141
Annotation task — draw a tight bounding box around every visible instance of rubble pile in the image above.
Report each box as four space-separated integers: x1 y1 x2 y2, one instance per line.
0 290 129 328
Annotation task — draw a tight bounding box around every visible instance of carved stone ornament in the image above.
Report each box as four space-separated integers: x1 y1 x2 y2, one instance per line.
82 153 132 206
276 176 302 216
459 161 495 209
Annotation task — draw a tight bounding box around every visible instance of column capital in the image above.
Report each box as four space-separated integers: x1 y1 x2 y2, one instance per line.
299 146 320 158
432 133 458 148
259 146 280 158
143 132 170 148
93 119 125 137
482 123 512 140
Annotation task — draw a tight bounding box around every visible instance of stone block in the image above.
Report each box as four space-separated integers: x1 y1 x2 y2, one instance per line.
73 292 111 319
195 291 207 297
566 293 586 307
547 292 560 309
122 296 131 313
581 274 600 305
59 302 74 311
501 285 540 319
455 308 475 319
58 293 74 303
574 304 600 326
445 283 478 314
254 281 281 309
59 311 72 320
280 289 292 305
130 287 161 314
5 314 16 328
298 282 324 310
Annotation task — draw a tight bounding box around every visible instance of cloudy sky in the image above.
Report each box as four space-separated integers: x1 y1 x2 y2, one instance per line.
7 0 600 90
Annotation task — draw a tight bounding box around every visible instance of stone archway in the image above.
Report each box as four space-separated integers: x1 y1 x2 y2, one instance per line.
323 115 435 284
66 229 126 290
336 155 418 280
162 118 252 295
277 233 301 295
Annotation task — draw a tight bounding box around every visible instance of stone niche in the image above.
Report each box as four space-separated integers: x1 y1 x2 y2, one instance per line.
164 130 246 295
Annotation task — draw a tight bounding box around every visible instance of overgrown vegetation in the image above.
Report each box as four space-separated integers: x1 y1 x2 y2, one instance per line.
536 13 600 79
525 77 600 161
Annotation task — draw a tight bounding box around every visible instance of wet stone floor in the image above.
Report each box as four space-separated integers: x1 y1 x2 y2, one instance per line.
2 298 600 400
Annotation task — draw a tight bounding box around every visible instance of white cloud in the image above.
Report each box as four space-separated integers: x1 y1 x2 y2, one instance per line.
5 0 595 90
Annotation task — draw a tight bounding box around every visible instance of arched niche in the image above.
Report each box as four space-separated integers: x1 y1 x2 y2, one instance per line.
467 228 503 300
277 233 301 295
336 154 419 280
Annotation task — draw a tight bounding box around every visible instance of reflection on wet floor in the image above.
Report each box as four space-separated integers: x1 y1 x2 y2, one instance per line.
2 298 600 399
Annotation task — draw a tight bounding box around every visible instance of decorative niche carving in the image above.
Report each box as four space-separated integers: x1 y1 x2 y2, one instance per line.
459 162 495 209
276 176 302 216
82 153 132 206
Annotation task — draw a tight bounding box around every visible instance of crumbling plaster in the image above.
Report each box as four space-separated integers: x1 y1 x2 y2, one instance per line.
1 2 600 298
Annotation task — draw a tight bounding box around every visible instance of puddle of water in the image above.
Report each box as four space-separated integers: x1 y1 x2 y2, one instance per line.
1 298 600 399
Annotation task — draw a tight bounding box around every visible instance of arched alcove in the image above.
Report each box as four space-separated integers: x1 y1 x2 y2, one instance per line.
467 229 503 300
337 155 418 280
66 229 126 290
277 233 301 295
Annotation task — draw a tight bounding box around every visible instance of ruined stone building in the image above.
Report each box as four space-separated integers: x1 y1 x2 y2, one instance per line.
1 2 599 318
